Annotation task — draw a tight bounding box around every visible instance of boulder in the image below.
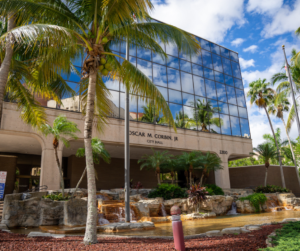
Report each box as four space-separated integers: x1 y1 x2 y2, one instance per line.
199 196 234 215
293 206 300 211
246 225 262 231
277 193 296 207
205 230 223 237
63 198 87 226
221 227 241 235
236 200 267 214
282 218 298 222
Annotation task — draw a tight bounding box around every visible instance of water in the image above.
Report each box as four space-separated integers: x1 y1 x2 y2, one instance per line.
161 203 167 217
226 202 239 215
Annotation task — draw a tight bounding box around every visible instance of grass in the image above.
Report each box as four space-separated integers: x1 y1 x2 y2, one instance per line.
260 222 300 250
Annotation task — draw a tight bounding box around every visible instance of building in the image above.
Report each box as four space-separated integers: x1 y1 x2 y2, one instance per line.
0 27 253 195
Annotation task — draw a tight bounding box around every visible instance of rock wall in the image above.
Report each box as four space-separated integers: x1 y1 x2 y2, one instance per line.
64 199 87 226
199 196 234 215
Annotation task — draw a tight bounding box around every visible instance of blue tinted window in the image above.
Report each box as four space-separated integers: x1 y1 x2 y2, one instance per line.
167 68 181 90
129 56 136 66
205 80 217 100
166 43 178 57
137 47 151 61
169 103 183 126
180 59 192 73
230 51 239 62
202 50 213 69
220 47 230 58
183 106 196 129
120 40 126 54
230 116 241 136
152 52 166 65
218 102 229 114
212 54 223 72
210 113 221 134
231 61 242 79
227 86 237 105
129 94 138 120
169 89 182 104
181 72 194 94
179 50 191 61
222 57 232 76
191 53 202 65
108 90 119 118
192 64 203 77
153 64 167 87
238 107 248 118
193 76 206 97
119 53 125 64
216 83 227 102
234 78 243 89
204 67 214 80
240 118 250 138
182 93 195 106
129 44 136 56
225 75 234 86
229 104 238 116
220 114 231 135
200 39 211 51
211 43 220 55
157 86 168 101
236 89 246 107
167 55 179 69
137 59 152 80
104 77 119 91
207 99 218 109
214 71 225 83
109 41 120 52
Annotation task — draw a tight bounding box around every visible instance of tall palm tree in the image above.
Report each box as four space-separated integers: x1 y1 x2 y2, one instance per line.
138 149 173 185
177 151 203 187
1 0 200 243
175 111 195 129
198 152 223 187
73 138 110 196
161 158 179 184
40 115 80 197
251 143 278 186
247 78 286 187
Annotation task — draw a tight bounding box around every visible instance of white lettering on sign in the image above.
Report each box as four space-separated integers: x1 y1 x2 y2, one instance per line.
0 171 7 183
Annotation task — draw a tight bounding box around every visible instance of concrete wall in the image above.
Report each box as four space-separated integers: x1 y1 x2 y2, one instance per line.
229 165 300 196
0 155 17 196
68 156 158 190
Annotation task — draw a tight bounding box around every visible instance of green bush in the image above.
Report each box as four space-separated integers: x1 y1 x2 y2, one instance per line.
148 184 188 200
260 222 300 250
254 185 290 194
238 193 267 213
42 193 71 201
204 184 224 195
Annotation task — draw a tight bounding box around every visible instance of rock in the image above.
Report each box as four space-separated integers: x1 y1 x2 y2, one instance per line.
130 194 143 202
277 193 296 207
199 196 234 215
236 199 267 214
246 225 262 231
205 230 223 237
0 223 8 230
63 198 87 226
282 218 298 222
240 227 251 234
51 234 65 238
27 232 52 238
221 227 241 235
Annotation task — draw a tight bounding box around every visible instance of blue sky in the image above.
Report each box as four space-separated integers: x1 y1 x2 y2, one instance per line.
151 0 300 147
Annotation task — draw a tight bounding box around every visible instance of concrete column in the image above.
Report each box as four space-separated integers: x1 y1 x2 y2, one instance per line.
214 155 231 189
39 146 62 190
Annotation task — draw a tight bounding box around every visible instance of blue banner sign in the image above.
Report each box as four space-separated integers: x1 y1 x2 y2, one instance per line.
0 171 7 200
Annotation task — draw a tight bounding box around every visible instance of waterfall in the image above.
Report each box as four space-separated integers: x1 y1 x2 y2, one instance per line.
226 202 239 215
98 213 110 225
161 203 167 217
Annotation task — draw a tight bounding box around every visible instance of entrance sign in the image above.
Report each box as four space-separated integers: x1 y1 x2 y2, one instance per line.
0 171 7 199
130 131 179 145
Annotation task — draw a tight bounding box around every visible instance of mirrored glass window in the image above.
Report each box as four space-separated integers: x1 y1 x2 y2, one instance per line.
181 72 194 94
180 59 192 73
192 63 203 77
169 89 182 104
183 106 197 130
200 39 211 51
182 93 195 107
194 76 206 96
234 78 243 89
240 118 251 138
229 104 239 116
129 95 138 120
230 116 241 136
157 86 168 101
214 71 225 83
120 93 125 119
220 47 230 58
216 83 227 102
108 91 120 118
230 51 239 62
210 113 221 134
238 107 248 118
167 55 179 69
211 43 221 55
137 59 152 80
204 67 214 80
137 47 151 61
166 43 179 57
119 53 125 64
231 61 242 79
205 80 217 100
153 64 167 87
222 57 233 76
207 99 219 110
179 50 191 61
129 56 136 66
120 40 126 54
138 99 154 123
218 102 229 114
129 44 137 56
212 54 223 72
153 52 166 65
225 75 234 86
169 103 183 128
202 50 213 69
227 86 237 105
103 77 119 91
220 114 231 135
167 68 181 90
191 52 202 65
236 89 246 107
109 41 120 52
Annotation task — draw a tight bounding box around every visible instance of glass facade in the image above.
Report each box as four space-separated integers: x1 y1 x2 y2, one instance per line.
64 35 251 139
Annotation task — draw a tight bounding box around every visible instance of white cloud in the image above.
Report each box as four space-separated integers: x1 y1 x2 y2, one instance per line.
247 0 283 14
151 0 245 43
243 45 258 53
261 0 300 38
231 38 245 47
239 58 255 69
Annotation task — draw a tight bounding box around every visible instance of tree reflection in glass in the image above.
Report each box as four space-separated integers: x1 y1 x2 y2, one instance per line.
174 111 195 129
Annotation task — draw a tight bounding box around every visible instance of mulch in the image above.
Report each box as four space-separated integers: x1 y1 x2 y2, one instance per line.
0 224 282 251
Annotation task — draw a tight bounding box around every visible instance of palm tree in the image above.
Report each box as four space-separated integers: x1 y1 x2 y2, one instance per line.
177 151 203 187
198 152 223 187
139 102 160 123
175 111 196 129
73 138 110 197
251 143 278 186
1 0 200 243
247 78 286 187
161 158 179 184
138 149 173 185
40 115 80 197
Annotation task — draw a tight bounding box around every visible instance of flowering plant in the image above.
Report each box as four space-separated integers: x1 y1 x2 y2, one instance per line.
187 183 208 207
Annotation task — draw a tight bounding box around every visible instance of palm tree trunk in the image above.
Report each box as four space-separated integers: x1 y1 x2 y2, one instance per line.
281 118 300 186
0 14 15 126
157 173 161 185
54 147 65 197
264 168 268 186
199 174 204 187
264 106 286 187
83 72 98 245
72 166 87 198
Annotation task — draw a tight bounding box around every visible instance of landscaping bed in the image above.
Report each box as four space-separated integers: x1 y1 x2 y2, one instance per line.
0 224 283 250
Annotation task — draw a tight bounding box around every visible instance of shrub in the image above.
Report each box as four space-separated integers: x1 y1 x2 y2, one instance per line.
260 222 300 250
188 184 208 207
148 184 188 200
254 185 290 194
204 184 224 195
43 193 71 201
238 193 267 213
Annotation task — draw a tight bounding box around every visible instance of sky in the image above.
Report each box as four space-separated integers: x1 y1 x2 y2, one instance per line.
151 0 300 147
